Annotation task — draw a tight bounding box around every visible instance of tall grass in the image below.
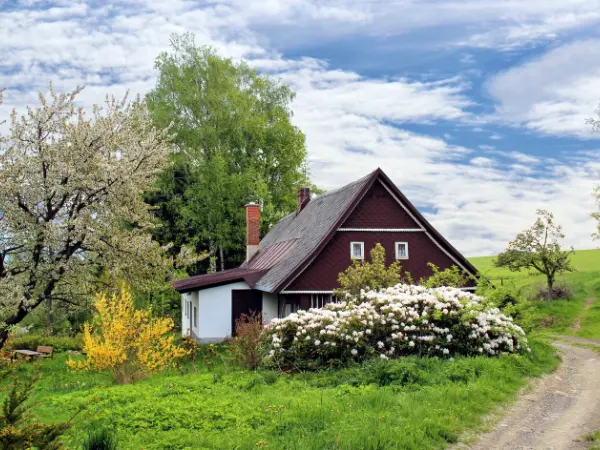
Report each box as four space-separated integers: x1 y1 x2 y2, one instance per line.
21 340 557 449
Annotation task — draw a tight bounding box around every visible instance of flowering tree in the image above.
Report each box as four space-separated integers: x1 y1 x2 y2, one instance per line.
68 286 188 384
0 85 192 349
264 285 528 370
495 210 574 299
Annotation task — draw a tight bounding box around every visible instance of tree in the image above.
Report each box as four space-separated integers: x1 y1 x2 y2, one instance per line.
146 33 310 272
495 210 575 299
0 362 74 449
587 109 600 238
0 85 192 349
68 286 188 384
335 244 411 299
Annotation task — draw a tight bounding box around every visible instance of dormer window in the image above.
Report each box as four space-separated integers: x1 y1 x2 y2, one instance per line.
350 242 364 259
395 242 409 260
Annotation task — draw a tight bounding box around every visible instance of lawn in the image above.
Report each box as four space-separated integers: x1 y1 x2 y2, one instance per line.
10 250 600 449
469 248 600 339
16 341 557 450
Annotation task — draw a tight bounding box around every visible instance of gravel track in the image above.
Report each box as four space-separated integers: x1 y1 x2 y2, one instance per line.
463 342 600 450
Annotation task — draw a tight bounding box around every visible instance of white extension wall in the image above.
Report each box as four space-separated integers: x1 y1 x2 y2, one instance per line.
182 284 281 342
262 292 279 324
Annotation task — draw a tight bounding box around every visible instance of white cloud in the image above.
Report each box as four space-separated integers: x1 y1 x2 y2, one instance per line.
487 40 600 136
0 0 598 257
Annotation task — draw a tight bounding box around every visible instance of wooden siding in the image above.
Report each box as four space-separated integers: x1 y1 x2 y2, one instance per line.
342 181 421 229
286 180 474 291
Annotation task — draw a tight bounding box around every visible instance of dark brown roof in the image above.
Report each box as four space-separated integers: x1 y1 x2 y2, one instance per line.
173 168 478 294
173 268 266 293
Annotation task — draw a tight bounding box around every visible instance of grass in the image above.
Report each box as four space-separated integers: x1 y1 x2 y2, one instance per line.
10 250 600 449
470 248 600 339
13 340 557 450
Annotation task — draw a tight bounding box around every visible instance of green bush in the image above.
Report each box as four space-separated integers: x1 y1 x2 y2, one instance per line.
6 334 83 352
82 428 118 450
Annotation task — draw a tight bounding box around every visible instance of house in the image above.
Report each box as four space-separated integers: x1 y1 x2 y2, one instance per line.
173 168 478 342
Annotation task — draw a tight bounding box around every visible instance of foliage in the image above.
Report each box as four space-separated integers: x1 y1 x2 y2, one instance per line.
146 32 311 272
5 334 82 352
0 362 73 449
533 282 573 301
420 263 472 288
81 428 118 450
335 244 411 299
264 285 529 370
229 313 265 370
15 340 558 449
180 336 202 372
471 250 600 338
67 286 188 384
0 85 198 349
495 210 575 299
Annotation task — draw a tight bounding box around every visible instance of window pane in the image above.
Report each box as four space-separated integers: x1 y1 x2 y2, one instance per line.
352 243 362 258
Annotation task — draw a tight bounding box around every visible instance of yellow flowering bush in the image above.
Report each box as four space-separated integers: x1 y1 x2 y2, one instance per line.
68 286 188 384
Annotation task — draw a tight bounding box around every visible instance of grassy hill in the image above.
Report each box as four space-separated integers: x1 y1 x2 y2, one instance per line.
470 248 600 339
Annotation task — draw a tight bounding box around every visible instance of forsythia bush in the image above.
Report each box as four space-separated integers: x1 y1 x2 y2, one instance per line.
68 286 188 384
264 284 529 370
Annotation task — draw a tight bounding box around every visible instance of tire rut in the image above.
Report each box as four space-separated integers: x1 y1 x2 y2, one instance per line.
460 342 600 450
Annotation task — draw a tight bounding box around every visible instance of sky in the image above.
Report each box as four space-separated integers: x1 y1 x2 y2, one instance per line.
1 0 600 257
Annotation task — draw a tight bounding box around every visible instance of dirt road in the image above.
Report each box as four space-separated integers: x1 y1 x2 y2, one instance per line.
464 341 600 450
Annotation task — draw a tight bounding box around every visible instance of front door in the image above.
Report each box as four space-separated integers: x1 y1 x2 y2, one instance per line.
231 290 262 336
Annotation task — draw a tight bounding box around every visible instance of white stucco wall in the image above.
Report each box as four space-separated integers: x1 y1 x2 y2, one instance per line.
262 292 279 324
196 281 250 341
181 291 198 337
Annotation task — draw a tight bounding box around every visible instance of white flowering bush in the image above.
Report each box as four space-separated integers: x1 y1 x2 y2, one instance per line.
264 285 529 370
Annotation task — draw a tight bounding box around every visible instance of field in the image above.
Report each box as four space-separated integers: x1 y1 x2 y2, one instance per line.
15 343 557 449
470 248 600 339
7 249 600 449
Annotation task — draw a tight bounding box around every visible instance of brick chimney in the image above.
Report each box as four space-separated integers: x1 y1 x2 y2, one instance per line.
245 202 260 261
297 187 311 213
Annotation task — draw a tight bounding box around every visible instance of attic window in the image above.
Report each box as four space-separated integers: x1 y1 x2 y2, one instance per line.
350 242 364 260
395 242 409 260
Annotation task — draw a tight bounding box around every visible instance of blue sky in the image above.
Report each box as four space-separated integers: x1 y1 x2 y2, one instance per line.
1 0 600 256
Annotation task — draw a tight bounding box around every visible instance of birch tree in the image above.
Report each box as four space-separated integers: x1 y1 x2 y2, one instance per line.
0 85 187 348
146 33 310 272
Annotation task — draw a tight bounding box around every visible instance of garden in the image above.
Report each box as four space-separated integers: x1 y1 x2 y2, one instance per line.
2 281 559 450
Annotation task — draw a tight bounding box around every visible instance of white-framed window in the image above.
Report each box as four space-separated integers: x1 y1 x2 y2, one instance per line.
193 305 198 328
185 300 190 317
350 242 364 259
310 294 334 309
395 242 409 260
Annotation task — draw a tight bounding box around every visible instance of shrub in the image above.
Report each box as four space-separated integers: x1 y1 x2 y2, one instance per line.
229 312 264 370
0 362 74 449
334 244 412 299
5 334 82 352
264 284 529 370
82 428 118 450
67 286 188 384
534 282 573 300
420 263 472 288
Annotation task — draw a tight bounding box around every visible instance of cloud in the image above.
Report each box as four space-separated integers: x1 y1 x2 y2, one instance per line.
487 40 600 136
0 0 598 258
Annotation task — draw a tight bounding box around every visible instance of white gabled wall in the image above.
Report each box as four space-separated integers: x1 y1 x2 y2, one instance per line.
262 292 279 324
181 291 194 337
196 281 250 341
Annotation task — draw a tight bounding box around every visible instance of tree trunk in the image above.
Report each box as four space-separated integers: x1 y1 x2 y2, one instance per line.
209 241 217 273
0 328 9 351
219 246 225 272
46 298 53 336
547 275 554 300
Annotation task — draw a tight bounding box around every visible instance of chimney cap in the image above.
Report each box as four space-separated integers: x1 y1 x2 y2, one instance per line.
246 201 259 207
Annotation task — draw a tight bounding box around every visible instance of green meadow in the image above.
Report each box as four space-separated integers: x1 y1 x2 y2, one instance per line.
7 249 600 449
